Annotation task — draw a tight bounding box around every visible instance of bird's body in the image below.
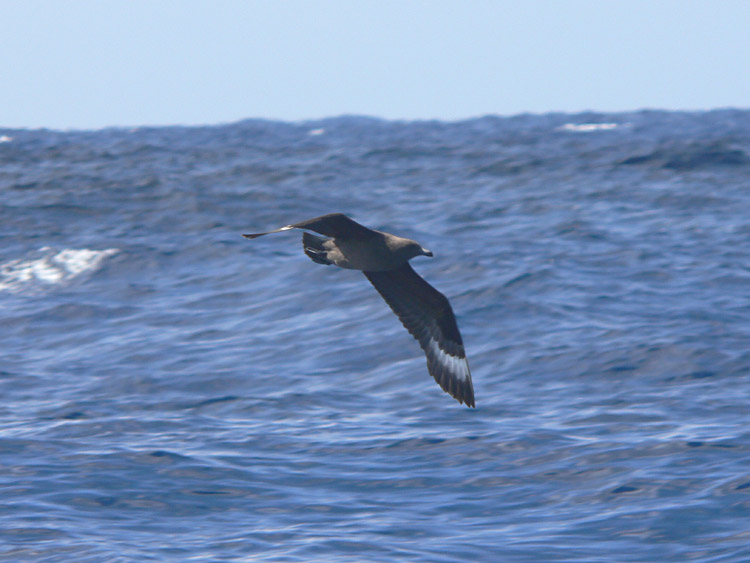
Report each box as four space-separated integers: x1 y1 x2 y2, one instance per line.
305 231 428 270
243 213 474 407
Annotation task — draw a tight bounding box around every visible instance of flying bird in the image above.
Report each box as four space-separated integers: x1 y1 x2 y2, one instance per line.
243 213 474 407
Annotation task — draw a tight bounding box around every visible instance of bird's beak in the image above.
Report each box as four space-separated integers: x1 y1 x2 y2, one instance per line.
422 248 433 257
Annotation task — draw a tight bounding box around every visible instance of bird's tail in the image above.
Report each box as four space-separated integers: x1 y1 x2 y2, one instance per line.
302 232 333 265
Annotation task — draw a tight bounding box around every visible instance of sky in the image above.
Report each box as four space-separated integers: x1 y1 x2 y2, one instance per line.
2 0 750 129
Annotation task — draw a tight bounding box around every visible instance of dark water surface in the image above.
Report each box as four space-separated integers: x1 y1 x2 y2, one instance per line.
1 111 749 561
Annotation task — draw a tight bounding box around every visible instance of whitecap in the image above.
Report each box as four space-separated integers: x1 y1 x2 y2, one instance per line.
0 247 119 293
559 122 620 133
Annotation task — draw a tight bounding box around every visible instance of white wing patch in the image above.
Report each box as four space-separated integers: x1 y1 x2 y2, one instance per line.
427 338 470 382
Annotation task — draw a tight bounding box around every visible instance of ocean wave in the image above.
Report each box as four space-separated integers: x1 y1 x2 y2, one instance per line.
0 247 119 293
558 122 621 132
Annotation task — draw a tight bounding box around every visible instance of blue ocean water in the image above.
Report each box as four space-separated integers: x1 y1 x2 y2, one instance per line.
1 111 749 562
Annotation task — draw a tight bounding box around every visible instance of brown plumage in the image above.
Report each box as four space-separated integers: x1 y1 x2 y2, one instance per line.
243 213 474 407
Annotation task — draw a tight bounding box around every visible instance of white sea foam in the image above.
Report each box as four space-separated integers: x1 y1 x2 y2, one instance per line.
0 247 119 293
559 122 620 132
0 135 12 143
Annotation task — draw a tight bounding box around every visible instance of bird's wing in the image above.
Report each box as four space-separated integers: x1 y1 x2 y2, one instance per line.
363 263 474 407
243 213 376 240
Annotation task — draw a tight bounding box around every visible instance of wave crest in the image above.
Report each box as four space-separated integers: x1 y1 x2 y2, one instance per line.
0 247 119 293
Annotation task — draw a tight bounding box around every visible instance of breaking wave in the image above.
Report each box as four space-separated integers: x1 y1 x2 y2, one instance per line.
0 247 119 293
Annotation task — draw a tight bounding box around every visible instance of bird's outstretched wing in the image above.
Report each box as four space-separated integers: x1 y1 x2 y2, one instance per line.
364 263 474 407
243 213 376 240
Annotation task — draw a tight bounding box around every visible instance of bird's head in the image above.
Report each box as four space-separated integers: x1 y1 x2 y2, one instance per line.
401 240 433 260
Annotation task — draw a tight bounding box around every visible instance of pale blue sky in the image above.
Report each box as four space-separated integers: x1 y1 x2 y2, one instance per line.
3 0 749 129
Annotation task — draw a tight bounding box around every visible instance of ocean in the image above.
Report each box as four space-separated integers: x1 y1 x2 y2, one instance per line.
1 110 749 561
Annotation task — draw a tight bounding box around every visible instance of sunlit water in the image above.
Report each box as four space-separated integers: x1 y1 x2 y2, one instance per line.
1 111 749 561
